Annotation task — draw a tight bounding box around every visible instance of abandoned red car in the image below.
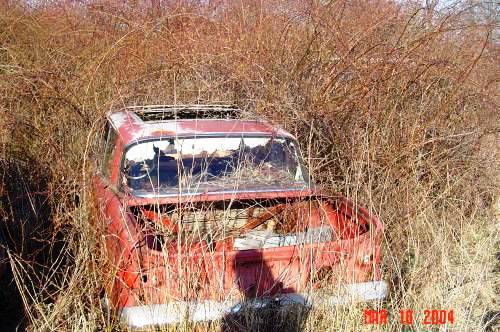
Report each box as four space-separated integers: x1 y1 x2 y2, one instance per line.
93 105 388 328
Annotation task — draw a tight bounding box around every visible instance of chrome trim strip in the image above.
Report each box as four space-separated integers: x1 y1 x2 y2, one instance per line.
119 281 388 328
131 187 312 199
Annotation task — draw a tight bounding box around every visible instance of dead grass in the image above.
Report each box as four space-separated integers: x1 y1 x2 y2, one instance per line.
0 0 498 331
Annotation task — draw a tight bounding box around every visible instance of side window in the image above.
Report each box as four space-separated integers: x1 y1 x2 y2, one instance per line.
96 122 109 170
102 123 118 179
101 122 109 153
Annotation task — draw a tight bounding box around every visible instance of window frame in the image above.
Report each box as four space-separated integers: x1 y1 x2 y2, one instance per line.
119 134 311 195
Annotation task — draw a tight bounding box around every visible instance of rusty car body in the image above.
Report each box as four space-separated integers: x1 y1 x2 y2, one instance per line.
93 105 388 328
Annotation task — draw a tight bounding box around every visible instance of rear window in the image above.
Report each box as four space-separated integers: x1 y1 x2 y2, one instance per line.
122 135 309 195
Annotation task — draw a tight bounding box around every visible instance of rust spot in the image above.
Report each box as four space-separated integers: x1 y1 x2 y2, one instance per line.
150 129 176 136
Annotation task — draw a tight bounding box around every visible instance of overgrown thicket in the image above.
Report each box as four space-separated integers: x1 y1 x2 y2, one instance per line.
0 0 498 331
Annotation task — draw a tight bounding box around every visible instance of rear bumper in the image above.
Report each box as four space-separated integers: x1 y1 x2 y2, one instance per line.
119 280 388 328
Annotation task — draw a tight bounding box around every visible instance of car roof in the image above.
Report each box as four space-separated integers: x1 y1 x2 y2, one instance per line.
107 105 296 146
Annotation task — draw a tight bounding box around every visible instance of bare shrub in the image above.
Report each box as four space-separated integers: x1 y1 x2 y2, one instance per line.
0 0 498 331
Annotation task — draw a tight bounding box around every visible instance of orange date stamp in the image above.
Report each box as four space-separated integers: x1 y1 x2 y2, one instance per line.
364 309 455 325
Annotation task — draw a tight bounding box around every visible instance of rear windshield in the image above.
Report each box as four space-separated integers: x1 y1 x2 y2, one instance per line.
122 136 309 195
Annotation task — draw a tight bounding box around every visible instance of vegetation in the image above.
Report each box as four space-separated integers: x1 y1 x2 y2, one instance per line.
0 0 498 331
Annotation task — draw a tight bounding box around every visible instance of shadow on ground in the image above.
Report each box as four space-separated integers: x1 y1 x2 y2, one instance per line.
0 267 26 332
0 158 56 332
